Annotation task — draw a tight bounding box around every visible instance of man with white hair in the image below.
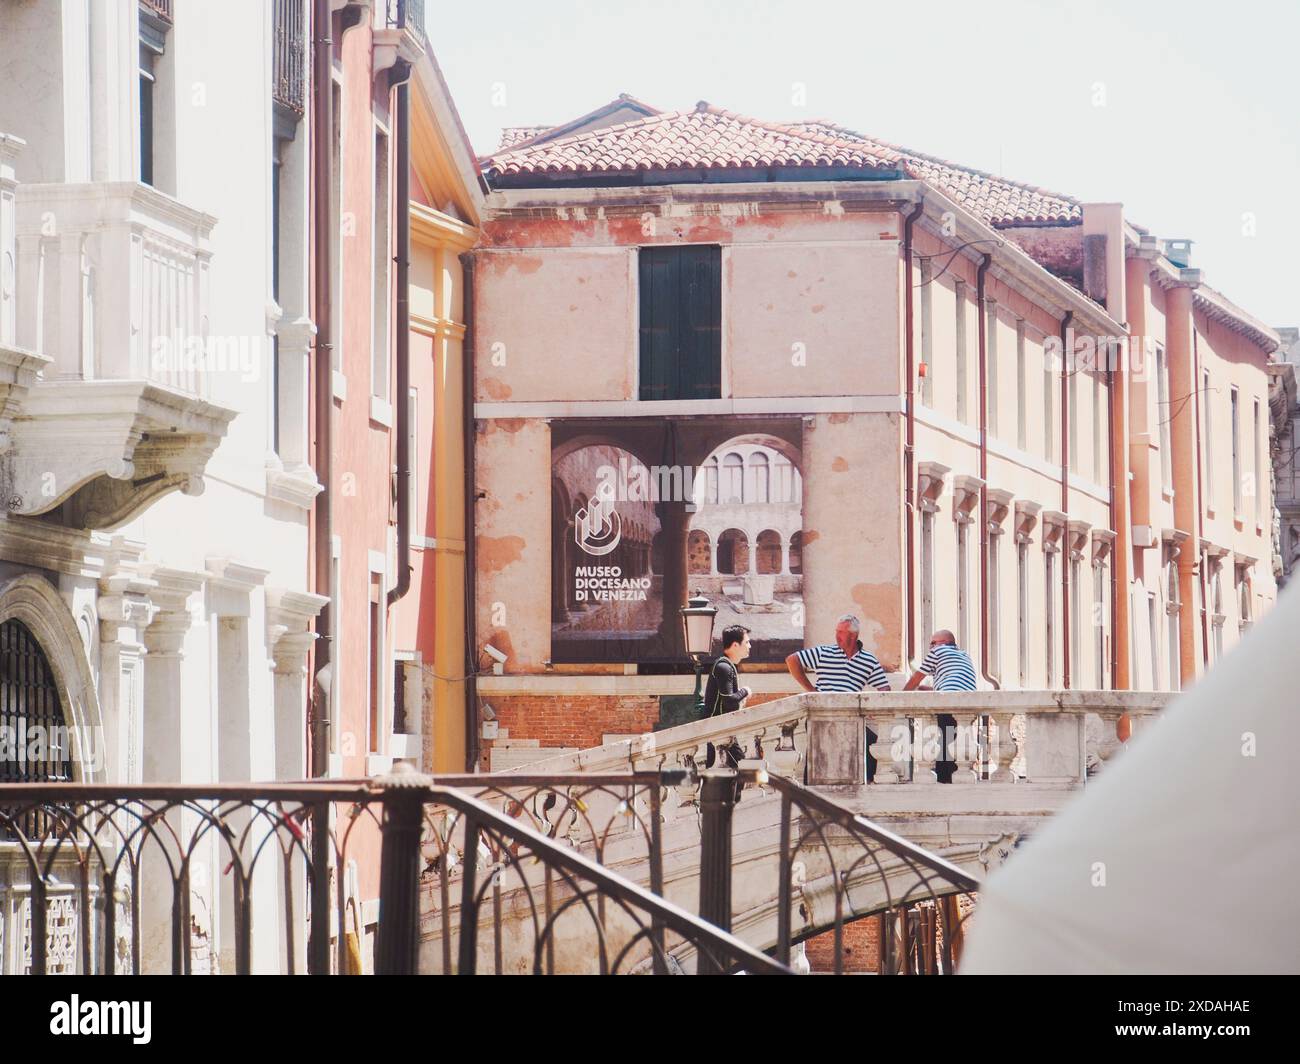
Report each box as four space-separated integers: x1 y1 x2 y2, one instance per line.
785 614 891 779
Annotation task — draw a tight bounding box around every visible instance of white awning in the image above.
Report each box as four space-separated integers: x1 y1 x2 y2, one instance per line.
961 583 1300 974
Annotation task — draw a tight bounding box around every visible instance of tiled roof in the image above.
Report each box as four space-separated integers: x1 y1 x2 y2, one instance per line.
498 125 553 149
787 120 1081 228
486 101 1082 228
483 103 902 179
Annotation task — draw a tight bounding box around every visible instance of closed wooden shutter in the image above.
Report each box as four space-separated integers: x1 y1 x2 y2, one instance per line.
638 246 721 401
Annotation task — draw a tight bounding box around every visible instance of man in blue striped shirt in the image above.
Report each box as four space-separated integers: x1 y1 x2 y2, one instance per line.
786 614 890 779
905 630 976 783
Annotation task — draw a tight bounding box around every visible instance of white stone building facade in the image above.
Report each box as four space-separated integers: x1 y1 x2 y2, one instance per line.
0 0 322 973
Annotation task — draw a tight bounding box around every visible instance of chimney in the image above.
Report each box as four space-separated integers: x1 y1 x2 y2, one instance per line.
1165 239 1194 268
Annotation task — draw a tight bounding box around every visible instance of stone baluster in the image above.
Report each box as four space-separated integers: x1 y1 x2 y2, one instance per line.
986 711 1020 782
910 711 941 786
865 711 911 785
1091 709 1126 769
952 714 981 784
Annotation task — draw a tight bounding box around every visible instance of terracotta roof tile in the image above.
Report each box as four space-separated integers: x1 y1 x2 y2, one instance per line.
788 120 1081 227
486 102 1082 228
483 103 902 179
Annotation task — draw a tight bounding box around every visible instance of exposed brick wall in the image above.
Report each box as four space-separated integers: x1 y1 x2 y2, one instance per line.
485 694 662 754
804 918 880 973
479 689 795 769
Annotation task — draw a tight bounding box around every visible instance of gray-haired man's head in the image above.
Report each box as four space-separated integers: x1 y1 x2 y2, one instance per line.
835 614 861 655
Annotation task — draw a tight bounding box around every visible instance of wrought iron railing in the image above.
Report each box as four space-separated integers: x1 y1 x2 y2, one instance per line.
386 0 425 32
140 0 173 24
272 0 306 116
0 771 788 976
762 773 980 974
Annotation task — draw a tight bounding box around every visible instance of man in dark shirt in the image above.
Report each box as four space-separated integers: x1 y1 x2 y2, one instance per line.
703 625 751 779
704 624 753 716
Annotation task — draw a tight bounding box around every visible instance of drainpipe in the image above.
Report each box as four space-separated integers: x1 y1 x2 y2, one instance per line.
309 0 334 777
902 200 924 672
1059 310 1074 688
1193 328 1209 669
1107 348 1119 689
975 253 1000 689
386 61 412 607
461 251 480 772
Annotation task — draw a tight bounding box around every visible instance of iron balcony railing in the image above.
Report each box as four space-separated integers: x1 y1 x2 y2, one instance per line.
273 0 307 116
386 0 425 32
140 0 173 24
0 771 788 976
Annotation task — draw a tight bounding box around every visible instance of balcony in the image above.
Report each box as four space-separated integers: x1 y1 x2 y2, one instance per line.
374 0 426 76
139 0 173 25
2 172 235 531
273 0 306 117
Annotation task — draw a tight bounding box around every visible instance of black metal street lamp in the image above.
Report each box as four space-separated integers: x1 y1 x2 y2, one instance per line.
680 590 718 716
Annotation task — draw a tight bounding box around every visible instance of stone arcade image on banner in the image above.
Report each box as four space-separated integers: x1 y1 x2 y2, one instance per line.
551 417 805 664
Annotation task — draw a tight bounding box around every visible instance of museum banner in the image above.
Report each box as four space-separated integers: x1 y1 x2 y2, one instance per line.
550 417 805 664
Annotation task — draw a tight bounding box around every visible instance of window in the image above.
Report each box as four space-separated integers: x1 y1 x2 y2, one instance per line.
1068 352 1079 473
988 527 1002 681
1016 320 1027 450
331 79 344 380
1148 593 1161 692
920 510 935 639
751 451 771 504
369 577 383 753
721 452 744 504
1202 369 1214 507
1070 556 1082 686
139 44 156 186
1044 341 1056 462
638 246 721 401
919 258 933 406
1093 559 1108 689
408 386 418 529
1238 566 1253 634
1166 549 1181 691
1157 345 1172 492
1045 549 1057 685
986 300 999 437
372 128 391 401
1231 387 1241 516
1253 398 1262 526
1093 369 1103 484
1211 562 1225 663
955 280 968 423
956 517 970 650
1017 540 1029 687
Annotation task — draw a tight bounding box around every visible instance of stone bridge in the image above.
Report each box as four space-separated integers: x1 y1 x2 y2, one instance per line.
419 690 1169 972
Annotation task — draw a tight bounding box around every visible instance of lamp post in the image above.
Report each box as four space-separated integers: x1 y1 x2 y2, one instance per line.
680 590 718 716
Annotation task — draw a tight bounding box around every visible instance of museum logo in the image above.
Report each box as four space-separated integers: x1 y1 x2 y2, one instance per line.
574 485 622 556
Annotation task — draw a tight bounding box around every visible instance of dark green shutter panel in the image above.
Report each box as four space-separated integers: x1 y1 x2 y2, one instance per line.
638 246 721 401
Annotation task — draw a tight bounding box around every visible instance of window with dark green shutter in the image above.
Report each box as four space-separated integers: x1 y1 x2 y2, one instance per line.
638 246 721 401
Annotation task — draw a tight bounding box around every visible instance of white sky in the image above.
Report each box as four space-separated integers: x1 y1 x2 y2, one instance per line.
428 0 1299 328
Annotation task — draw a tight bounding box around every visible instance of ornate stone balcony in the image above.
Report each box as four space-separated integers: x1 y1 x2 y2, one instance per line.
1 172 236 530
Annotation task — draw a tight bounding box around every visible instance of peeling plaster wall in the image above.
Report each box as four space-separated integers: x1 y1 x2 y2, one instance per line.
475 418 551 670
726 241 900 398
801 412 904 667
475 248 634 402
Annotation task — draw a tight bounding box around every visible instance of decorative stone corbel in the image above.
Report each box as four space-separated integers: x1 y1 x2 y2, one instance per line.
1091 528 1117 565
1067 518 1092 562
265 586 329 676
985 487 1014 535
1013 499 1042 545
917 460 950 514
950 474 984 525
0 342 51 454
1040 509 1067 553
